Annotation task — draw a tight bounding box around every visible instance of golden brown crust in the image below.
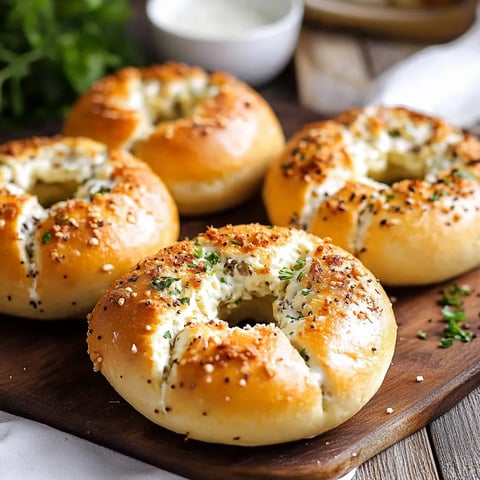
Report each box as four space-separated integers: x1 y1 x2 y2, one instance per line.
263 106 480 285
64 63 285 215
87 224 396 446
0 136 179 320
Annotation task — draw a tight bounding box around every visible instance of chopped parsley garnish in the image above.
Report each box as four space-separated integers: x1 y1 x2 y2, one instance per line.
299 348 310 362
41 231 52 244
428 192 440 201
205 251 220 266
163 330 172 339
438 284 474 348
149 276 180 291
440 283 471 307
278 267 294 281
385 193 397 201
219 277 227 284
301 288 311 296
93 185 111 195
231 239 243 246
180 297 190 305
417 331 428 340
293 258 306 270
193 247 203 259
169 288 181 296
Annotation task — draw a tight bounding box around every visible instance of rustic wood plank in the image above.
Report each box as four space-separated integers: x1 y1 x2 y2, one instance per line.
429 387 480 479
355 428 439 480
362 39 424 77
295 27 372 114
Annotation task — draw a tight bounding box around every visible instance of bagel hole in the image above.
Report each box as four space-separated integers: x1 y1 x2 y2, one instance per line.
218 296 275 329
31 180 80 208
366 147 431 185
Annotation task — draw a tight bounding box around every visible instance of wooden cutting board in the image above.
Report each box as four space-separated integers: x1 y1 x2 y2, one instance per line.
1 101 480 480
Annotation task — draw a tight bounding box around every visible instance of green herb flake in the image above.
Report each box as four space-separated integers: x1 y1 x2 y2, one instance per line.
278 267 294 281
163 330 172 340
299 348 310 362
440 284 471 307
93 186 111 195
41 231 52 244
193 247 203 259
294 258 306 270
219 277 227 284
180 297 190 305
385 193 397 201
439 337 453 348
437 284 475 348
301 288 311 296
149 276 180 291
297 271 305 282
417 331 428 340
205 251 220 266
231 239 243 246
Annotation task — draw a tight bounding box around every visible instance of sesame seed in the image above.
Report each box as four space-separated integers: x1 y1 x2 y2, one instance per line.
205 376 212 383
145 324 152 331
0 219 5 229
224 396 230 402
203 363 214 373
239 378 247 387
117 297 125 306
102 263 114 272
127 214 136 224
131 344 138 353
386 407 394 414
96 356 103 363
88 237 99 246
416 375 424 383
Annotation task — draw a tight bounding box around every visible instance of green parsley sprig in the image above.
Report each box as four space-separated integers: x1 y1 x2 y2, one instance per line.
0 0 142 128
438 284 474 348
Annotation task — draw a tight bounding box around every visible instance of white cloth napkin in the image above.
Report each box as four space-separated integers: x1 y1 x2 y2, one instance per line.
0 411 185 480
365 10 480 128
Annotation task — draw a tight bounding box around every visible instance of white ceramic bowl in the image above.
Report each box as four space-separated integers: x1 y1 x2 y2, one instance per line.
146 0 304 86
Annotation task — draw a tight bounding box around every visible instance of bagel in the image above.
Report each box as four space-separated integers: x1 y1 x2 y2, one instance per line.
87 223 396 446
0 136 179 320
63 62 285 215
263 106 480 286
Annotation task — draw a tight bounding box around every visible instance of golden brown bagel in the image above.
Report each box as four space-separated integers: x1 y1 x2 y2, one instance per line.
64 62 285 215
263 106 480 286
0 136 179 320
87 223 396 446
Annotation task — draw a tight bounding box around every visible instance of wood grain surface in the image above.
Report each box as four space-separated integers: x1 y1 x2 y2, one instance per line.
1 96 480 480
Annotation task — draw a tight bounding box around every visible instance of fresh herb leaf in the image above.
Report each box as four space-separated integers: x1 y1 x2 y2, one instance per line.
163 330 172 340
204 251 220 266
0 0 143 127
293 258 306 270
299 348 310 362
417 331 428 340
41 231 52 244
278 267 294 281
180 297 190 305
149 276 180 291
231 239 242 246
193 247 203 259
440 284 471 307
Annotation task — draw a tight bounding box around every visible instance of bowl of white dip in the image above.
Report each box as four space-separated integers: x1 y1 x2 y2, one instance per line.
146 0 304 86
